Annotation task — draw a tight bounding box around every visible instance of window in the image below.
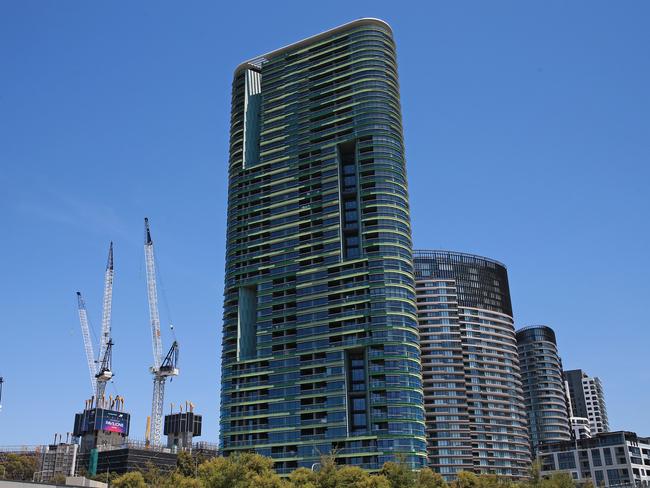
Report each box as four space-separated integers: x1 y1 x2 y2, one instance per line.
558 452 576 470
595 470 604 485
352 398 366 410
346 349 368 434
591 449 602 467
604 448 613 466
237 285 258 360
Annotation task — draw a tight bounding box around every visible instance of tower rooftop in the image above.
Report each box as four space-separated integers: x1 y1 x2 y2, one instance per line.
234 18 393 76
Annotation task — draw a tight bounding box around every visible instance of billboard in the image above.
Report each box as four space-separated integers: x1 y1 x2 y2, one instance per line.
96 409 129 435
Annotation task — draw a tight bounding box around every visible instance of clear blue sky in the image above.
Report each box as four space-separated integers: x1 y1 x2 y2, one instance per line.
1 1 648 446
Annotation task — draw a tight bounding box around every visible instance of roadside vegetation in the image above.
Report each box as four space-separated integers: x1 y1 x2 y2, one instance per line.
0 452 586 488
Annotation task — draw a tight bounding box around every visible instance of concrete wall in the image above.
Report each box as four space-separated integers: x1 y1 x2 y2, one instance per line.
0 481 64 488
0 476 106 488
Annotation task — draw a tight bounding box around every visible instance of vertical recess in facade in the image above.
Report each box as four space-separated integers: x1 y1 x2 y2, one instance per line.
243 69 262 167
237 285 258 360
346 349 369 435
338 140 361 259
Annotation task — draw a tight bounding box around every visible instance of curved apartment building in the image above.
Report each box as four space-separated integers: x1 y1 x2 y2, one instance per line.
516 325 571 455
413 250 530 479
220 19 427 473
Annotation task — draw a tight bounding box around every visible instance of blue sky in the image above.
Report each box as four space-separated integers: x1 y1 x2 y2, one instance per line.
1 1 648 446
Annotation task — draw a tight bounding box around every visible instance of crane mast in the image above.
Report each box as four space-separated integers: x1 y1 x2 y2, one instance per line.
99 242 114 365
144 220 163 370
144 218 178 446
77 243 115 407
95 243 114 405
76 292 97 397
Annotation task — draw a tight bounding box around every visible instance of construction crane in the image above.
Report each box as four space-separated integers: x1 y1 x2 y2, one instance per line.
96 243 115 403
144 218 179 446
0 376 4 411
77 292 98 397
76 243 115 407
98 244 114 368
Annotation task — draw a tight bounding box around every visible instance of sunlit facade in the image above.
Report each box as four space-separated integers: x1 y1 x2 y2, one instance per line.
516 325 571 455
220 19 427 473
414 250 530 479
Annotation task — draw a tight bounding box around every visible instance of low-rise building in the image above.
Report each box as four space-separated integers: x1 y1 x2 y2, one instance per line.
539 431 650 487
34 443 78 483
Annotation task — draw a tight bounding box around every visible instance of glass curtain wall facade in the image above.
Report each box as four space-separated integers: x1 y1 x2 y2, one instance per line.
413 250 530 479
220 19 427 473
516 325 571 455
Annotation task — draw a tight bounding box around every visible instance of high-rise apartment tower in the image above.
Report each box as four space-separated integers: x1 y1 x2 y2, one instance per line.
413 250 530 479
220 19 427 473
516 325 571 455
564 369 609 435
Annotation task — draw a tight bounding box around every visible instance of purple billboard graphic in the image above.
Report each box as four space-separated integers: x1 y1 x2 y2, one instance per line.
100 411 127 434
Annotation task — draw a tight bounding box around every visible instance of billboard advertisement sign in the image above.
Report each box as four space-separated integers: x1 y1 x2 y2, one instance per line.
97 410 129 434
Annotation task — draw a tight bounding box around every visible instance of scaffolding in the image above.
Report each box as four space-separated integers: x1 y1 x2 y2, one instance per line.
33 443 78 483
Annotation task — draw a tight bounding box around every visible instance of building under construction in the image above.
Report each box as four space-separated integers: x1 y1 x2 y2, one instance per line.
0 222 218 482
66 226 215 478
34 440 79 483
73 398 130 452
72 404 216 477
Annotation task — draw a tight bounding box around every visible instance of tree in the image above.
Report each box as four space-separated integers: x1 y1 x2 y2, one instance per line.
476 475 514 488
177 450 199 478
89 471 120 483
164 471 206 488
543 473 575 488
142 461 168 486
416 468 448 488
112 471 147 488
333 466 370 487
1 454 37 481
51 473 67 484
297 456 390 488
313 455 339 488
357 474 392 488
381 460 416 488
451 471 479 488
177 450 194 477
529 461 542 488
289 467 318 488
197 452 287 488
